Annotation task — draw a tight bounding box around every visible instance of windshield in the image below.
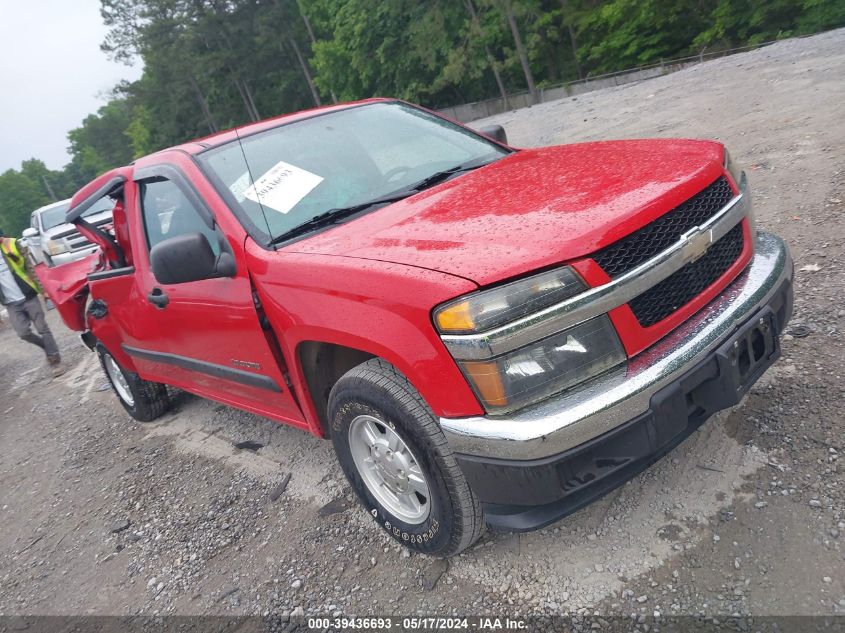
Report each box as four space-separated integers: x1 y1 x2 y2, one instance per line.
198 102 509 244
38 203 71 231
39 197 114 231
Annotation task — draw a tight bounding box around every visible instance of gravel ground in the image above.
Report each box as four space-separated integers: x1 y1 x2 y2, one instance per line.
1 28 843 626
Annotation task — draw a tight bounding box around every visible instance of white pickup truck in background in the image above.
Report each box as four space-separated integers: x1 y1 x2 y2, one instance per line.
23 198 113 267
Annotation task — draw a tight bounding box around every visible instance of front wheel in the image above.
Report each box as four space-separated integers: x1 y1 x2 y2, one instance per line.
97 346 170 422
328 358 483 557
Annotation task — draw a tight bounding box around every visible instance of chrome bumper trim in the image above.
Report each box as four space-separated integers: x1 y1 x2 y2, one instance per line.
443 173 749 361
439 231 791 460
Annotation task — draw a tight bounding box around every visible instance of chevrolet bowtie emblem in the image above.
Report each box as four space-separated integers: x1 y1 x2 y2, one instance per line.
680 225 715 264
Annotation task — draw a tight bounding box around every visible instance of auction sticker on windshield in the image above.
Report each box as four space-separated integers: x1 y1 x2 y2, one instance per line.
243 160 323 214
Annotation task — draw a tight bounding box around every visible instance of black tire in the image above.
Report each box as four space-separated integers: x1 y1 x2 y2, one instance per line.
97 345 170 422
328 358 483 557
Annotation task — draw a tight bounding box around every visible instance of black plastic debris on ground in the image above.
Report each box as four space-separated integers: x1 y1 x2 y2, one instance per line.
786 324 811 338
233 440 264 452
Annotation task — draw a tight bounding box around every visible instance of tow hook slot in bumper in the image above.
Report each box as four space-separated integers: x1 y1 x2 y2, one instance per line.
709 307 780 407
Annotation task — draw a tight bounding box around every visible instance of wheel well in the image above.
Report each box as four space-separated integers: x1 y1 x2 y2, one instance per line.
298 341 375 437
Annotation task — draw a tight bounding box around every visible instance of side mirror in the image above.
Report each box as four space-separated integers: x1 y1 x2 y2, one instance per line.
476 124 508 145
150 232 236 285
22 227 38 239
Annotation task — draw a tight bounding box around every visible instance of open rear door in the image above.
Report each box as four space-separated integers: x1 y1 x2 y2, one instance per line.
36 169 132 332
66 173 128 270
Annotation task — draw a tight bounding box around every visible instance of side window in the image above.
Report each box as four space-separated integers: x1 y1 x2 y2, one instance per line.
140 178 220 255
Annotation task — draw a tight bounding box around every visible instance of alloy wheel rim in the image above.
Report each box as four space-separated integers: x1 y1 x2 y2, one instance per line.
104 354 134 407
348 414 430 524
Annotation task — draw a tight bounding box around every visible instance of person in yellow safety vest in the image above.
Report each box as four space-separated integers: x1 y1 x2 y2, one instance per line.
0 228 63 375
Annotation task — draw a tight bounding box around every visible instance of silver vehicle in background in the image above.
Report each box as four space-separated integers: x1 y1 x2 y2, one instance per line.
23 198 113 267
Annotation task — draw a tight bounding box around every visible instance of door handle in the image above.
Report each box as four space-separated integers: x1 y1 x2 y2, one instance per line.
147 288 169 308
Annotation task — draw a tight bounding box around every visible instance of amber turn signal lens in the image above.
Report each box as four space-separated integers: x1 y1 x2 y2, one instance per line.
461 360 508 408
435 300 475 332
433 267 586 335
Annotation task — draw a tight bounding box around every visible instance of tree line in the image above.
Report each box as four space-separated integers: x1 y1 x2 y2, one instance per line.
1 0 842 235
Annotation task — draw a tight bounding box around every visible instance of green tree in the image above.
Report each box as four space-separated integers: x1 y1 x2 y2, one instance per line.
577 0 708 72
797 0 845 33
695 0 844 48
0 167 49 235
125 105 156 158
310 0 489 106
67 100 136 183
490 0 539 102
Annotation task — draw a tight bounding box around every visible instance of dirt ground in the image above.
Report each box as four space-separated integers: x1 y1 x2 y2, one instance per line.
1 28 843 626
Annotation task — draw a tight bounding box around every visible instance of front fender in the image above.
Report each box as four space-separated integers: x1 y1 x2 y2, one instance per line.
246 246 484 427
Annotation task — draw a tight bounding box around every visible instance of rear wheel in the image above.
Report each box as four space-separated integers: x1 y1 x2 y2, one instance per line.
97 346 170 422
328 358 483 556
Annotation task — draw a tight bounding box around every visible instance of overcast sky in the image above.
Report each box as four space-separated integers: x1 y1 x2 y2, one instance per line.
0 0 143 173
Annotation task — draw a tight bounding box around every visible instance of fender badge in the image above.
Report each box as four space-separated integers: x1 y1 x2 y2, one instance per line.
231 359 261 370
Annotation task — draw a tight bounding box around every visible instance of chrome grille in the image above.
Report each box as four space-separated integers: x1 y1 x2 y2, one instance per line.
628 223 745 327
51 217 112 251
593 177 734 278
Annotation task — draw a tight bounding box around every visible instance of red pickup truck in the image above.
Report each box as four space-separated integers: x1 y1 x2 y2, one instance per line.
41 99 793 557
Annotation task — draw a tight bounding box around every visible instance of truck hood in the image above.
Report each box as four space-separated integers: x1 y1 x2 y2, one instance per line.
289 139 727 286
42 209 112 240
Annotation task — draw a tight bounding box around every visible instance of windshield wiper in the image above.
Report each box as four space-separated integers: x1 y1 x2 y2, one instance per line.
408 160 489 192
268 191 415 246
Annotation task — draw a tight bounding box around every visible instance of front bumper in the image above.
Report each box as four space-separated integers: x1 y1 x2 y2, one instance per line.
440 231 793 531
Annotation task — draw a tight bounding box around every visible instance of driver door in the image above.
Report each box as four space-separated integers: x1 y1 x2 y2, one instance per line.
121 168 305 426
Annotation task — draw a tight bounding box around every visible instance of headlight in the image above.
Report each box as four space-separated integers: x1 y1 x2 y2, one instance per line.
434 267 586 334
458 315 625 413
434 267 627 414
723 147 743 188
45 239 69 256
